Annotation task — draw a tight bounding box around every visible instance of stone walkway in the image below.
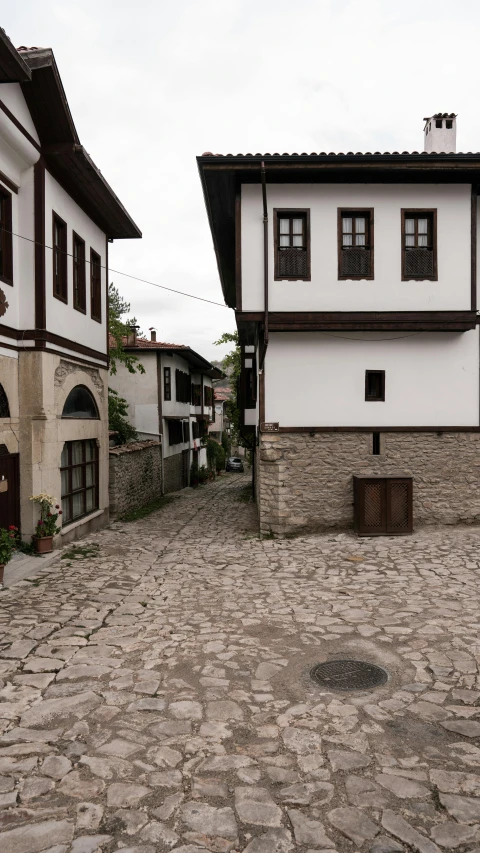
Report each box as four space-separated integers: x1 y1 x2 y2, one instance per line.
1 473 480 852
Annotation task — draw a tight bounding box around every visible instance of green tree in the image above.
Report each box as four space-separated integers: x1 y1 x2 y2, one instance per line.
213 331 241 446
108 283 145 444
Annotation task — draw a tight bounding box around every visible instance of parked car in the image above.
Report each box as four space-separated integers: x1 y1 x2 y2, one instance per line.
226 457 244 472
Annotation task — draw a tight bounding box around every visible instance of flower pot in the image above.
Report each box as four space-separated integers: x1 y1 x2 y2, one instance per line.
35 535 54 554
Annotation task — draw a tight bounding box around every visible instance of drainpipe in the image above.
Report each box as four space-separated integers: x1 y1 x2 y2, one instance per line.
260 161 269 370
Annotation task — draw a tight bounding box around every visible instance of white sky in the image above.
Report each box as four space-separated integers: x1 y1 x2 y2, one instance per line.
4 0 480 360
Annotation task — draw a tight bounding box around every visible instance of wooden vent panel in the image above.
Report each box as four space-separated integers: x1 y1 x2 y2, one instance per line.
277 248 308 278
341 248 371 277
405 249 434 277
354 476 413 537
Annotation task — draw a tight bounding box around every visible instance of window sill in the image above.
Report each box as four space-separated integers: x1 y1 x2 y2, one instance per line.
60 508 103 534
74 305 87 315
274 276 311 282
54 293 68 304
91 315 102 324
401 276 438 282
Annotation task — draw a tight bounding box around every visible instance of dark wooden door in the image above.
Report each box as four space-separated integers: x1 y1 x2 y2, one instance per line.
357 478 386 535
354 476 412 536
181 450 190 488
0 452 20 531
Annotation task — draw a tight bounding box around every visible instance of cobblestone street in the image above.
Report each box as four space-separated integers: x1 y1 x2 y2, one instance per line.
2 473 480 852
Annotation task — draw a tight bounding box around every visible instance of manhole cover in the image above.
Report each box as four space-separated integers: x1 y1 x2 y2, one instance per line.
310 659 388 691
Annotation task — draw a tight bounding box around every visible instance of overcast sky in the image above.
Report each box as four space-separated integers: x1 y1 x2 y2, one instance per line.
4 1 480 360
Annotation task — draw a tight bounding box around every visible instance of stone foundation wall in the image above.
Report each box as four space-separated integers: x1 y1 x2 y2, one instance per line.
164 451 186 494
258 431 480 535
109 441 162 518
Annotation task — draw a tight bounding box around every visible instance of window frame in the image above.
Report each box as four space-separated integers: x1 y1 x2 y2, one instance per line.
60 439 99 525
365 370 385 402
90 248 102 322
273 208 311 281
52 211 68 303
401 209 437 281
338 208 374 280
163 366 171 401
72 231 86 313
0 187 13 286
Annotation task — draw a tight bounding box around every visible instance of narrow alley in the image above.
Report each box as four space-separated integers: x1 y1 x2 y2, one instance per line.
1 473 480 853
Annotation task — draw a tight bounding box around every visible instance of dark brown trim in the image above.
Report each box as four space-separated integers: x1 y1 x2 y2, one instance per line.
0 98 41 152
72 230 86 314
235 188 242 310
0 185 13 286
365 369 385 402
25 347 107 367
0 169 18 194
90 248 102 322
472 186 477 313
273 208 311 281
201 373 204 416
401 208 438 281
34 159 46 329
259 368 265 425
0 339 21 354
157 353 163 436
236 310 476 332
337 207 374 280
273 426 480 433
52 210 68 303
105 237 109 361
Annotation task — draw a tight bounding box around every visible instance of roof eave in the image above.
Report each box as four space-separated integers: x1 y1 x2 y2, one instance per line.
0 30 32 82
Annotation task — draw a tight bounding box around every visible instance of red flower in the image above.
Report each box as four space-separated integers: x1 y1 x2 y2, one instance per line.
55 505 60 509
58 510 63 515
38 520 44 525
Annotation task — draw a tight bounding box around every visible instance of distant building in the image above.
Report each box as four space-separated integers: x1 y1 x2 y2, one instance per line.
109 329 223 492
209 387 231 442
0 32 140 541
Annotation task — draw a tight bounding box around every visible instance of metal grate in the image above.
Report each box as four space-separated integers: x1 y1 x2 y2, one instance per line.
364 481 383 528
405 248 434 277
310 659 388 691
277 248 307 278
341 248 370 277
0 386 10 418
389 481 409 530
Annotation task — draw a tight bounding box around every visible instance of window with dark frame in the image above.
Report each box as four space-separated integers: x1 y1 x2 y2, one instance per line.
175 369 191 403
60 439 99 525
339 209 373 279
402 210 437 280
365 370 385 402
53 213 67 301
73 233 86 312
168 419 187 445
192 384 202 406
274 209 310 280
164 367 171 401
0 188 13 285
90 249 102 321
372 432 381 455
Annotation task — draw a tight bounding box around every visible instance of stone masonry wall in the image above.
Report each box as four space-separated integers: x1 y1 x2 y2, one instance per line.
259 431 480 536
109 441 162 518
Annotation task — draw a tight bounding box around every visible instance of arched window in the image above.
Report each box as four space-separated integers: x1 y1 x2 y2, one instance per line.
0 385 10 418
62 385 99 419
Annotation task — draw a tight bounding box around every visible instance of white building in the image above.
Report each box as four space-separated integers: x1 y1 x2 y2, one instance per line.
0 32 140 541
198 115 480 535
109 330 222 492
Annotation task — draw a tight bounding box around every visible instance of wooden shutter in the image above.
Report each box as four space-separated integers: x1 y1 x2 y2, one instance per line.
354 476 412 536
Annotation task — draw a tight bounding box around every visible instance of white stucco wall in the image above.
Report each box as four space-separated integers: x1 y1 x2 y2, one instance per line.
44 170 107 353
108 352 159 436
0 83 40 144
265 330 479 427
241 183 471 312
160 352 191 419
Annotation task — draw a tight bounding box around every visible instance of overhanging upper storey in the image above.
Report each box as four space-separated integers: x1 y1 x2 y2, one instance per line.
197 152 480 328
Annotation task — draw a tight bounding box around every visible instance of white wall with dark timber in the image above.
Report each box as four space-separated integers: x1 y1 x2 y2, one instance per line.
108 351 159 437
241 183 471 312
160 351 191 419
0 83 40 144
264 330 479 427
44 170 107 352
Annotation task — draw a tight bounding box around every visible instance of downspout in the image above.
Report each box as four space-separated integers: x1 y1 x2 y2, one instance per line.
260 161 269 369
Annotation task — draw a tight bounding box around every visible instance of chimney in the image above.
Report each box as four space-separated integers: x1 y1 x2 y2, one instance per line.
149 327 157 342
424 113 457 153
126 324 139 346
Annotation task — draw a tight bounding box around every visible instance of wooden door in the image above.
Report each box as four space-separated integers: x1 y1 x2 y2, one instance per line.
386 478 412 534
0 452 20 531
357 478 386 535
354 476 412 536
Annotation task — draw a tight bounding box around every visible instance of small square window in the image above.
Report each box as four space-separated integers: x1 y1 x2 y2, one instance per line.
365 371 385 402
435 119 443 128
446 119 453 129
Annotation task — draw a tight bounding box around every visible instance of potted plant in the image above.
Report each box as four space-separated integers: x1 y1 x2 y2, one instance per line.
0 526 18 586
30 493 62 554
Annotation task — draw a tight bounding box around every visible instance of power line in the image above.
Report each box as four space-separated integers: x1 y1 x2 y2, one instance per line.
7 228 229 308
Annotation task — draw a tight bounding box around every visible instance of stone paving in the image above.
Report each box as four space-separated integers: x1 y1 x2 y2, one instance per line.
1 473 480 852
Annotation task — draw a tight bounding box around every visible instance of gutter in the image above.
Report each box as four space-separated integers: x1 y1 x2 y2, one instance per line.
260 160 269 369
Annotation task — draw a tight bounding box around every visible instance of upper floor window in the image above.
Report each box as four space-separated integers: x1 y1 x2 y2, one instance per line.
192 384 201 406
274 209 311 280
175 369 191 404
402 210 437 281
164 366 171 401
338 209 374 279
90 249 102 321
53 212 67 302
204 385 213 407
0 188 13 286
73 233 86 313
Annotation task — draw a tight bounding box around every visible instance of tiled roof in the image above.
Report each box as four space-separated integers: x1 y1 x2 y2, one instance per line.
201 149 475 157
109 334 187 349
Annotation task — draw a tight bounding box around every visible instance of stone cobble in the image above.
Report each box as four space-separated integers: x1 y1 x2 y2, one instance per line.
0 472 480 851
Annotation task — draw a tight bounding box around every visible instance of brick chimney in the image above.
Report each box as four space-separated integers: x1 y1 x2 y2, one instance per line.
149 327 157 342
126 325 139 345
424 113 457 153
